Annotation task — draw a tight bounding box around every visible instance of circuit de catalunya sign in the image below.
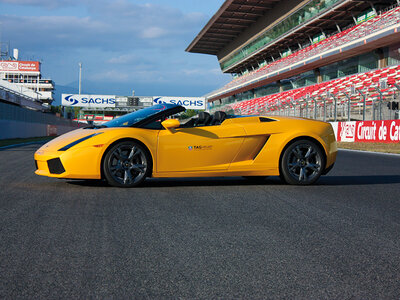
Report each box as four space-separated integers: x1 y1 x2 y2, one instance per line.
332 120 400 143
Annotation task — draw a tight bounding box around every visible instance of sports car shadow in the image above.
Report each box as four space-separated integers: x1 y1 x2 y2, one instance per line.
66 177 282 187
66 179 110 187
142 177 280 187
318 175 400 186
66 175 400 188
141 175 400 187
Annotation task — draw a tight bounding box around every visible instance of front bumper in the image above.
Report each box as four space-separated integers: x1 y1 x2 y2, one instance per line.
34 146 103 179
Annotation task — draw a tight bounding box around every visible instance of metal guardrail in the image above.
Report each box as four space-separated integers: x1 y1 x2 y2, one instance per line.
0 80 45 111
0 78 40 99
215 82 400 122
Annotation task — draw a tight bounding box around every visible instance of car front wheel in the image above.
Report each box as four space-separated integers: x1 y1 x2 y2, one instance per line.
103 141 151 187
280 139 325 185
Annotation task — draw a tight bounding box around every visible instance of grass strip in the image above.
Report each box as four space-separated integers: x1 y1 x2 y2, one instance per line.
337 142 400 154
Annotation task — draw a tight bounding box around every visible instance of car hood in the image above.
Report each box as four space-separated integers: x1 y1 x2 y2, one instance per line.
36 128 104 152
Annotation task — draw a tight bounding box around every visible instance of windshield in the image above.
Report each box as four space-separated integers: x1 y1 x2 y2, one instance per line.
103 103 181 128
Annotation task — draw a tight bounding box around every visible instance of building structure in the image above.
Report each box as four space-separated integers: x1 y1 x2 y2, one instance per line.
187 0 400 121
0 59 54 106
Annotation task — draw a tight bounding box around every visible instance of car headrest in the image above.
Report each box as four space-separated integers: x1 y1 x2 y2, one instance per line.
196 112 211 126
212 111 227 125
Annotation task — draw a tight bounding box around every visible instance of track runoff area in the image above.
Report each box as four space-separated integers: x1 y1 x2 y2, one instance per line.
0 143 400 298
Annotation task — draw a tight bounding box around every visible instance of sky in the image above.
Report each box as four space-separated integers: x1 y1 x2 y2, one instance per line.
0 0 231 104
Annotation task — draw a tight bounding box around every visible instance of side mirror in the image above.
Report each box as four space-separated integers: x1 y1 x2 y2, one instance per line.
161 119 180 131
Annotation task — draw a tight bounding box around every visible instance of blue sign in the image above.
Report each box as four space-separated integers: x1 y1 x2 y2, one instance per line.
62 94 116 107
153 96 206 110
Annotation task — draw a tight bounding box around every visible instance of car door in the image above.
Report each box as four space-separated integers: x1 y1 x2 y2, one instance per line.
157 123 246 172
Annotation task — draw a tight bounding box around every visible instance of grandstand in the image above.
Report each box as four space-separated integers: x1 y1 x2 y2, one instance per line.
0 79 46 111
187 0 400 121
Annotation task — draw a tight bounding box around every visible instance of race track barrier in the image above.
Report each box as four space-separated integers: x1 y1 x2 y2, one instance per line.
331 119 400 143
0 101 81 140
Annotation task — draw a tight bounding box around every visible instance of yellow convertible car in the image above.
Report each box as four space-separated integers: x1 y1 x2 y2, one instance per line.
34 104 337 187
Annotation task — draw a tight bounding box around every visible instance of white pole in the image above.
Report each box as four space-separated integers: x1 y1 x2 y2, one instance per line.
37 73 39 95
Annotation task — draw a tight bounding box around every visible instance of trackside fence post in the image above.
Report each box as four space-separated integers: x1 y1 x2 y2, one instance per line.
393 83 400 120
357 88 366 121
375 87 384 120
322 96 327 122
332 94 337 122
313 97 317 119
342 91 351 121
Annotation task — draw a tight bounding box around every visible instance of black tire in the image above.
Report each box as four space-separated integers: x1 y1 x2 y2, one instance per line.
103 141 151 187
280 139 325 185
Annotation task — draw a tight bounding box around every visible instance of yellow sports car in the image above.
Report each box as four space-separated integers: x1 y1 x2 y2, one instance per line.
34 104 337 187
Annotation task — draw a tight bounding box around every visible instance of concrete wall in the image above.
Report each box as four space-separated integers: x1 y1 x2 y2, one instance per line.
0 119 78 139
0 101 81 140
0 120 47 139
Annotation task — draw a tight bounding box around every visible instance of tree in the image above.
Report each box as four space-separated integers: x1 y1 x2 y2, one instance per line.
179 109 201 120
50 105 62 115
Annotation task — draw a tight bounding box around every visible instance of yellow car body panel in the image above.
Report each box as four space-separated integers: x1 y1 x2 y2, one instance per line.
35 127 159 179
35 113 337 181
157 124 246 172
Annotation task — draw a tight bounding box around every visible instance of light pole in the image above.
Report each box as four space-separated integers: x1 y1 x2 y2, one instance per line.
78 62 82 95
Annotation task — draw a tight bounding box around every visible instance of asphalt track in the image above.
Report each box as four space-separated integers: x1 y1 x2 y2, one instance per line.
1 144 400 299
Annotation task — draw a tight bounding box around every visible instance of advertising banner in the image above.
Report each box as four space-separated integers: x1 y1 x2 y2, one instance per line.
0 61 40 72
62 94 116 108
335 120 400 143
46 125 57 136
153 96 206 110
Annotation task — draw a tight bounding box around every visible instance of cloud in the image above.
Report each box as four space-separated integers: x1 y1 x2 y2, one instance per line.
140 27 168 39
1 15 111 50
1 1 208 51
89 69 130 81
107 54 137 64
0 0 78 9
0 0 230 98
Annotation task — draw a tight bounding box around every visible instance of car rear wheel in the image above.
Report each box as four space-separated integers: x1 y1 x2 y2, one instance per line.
103 141 151 187
280 140 325 185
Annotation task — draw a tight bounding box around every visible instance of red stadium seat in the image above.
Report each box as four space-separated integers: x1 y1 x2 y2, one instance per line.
224 65 399 114
214 6 400 97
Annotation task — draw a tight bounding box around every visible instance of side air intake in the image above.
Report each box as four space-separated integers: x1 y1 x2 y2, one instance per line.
259 117 276 123
47 158 65 174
